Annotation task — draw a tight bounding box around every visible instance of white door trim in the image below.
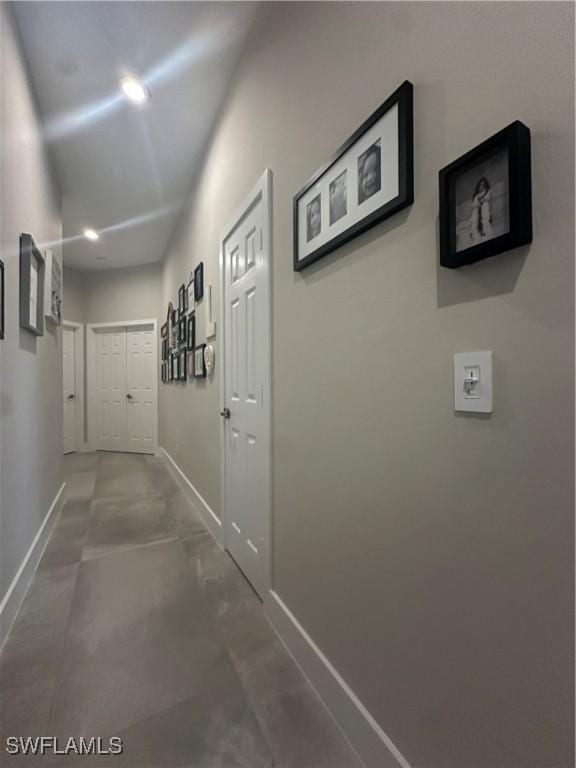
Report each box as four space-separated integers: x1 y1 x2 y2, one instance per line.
86 319 158 452
219 168 273 591
63 320 85 453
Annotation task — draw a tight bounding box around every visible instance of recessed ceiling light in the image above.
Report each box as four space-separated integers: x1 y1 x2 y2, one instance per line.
84 228 99 241
120 75 151 105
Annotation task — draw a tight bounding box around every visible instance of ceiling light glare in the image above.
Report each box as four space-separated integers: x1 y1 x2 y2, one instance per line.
84 228 100 241
120 75 151 105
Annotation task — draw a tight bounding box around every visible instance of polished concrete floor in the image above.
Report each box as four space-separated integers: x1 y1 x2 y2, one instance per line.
0 453 360 768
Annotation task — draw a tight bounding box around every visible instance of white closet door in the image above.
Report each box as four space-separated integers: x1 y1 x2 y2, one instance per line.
63 328 76 454
95 330 127 452
125 328 155 454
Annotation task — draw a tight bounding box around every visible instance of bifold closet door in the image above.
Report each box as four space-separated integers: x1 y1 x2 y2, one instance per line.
94 330 127 452
125 328 155 453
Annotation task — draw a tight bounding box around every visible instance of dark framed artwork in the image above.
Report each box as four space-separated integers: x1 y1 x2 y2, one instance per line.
439 121 532 269
178 316 187 346
187 276 195 309
162 339 168 361
187 313 196 351
0 260 4 340
161 322 168 339
194 344 206 378
161 363 167 383
194 262 204 301
172 307 179 326
178 283 187 313
293 81 413 272
19 233 45 336
179 349 187 382
171 353 179 381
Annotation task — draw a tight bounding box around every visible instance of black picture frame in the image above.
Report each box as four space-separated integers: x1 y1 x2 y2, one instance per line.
187 276 195 309
172 307 179 326
179 349 187 382
187 313 196 351
0 260 4 341
439 121 532 269
178 283 187 313
178 316 187 346
194 262 204 301
161 363 167 383
293 81 413 272
19 233 45 336
162 339 168 361
171 353 179 381
161 322 168 339
194 344 206 378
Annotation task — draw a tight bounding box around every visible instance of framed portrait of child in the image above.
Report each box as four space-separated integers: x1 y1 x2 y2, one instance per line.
439 121 532 268
293 81 414 271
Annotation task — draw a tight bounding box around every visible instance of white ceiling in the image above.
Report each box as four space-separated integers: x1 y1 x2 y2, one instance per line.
12 1 258 270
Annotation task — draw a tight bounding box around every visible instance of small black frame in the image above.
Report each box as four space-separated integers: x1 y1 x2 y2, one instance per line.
293 81 414 272
194 262 204 301
439 121 532 269
178 316 187 346
20 233 45 336
0 260 4 341
179 349 187 382
194 344 206 378
187 313 196 351
162 339 168 361
178 283 187 313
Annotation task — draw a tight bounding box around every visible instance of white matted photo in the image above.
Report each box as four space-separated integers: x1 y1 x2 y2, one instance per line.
294 81 413 271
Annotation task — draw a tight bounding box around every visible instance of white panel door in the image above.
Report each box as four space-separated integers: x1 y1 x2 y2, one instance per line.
125 328 155 454
95 331 126 452
223 183 270 597
63 328 76 454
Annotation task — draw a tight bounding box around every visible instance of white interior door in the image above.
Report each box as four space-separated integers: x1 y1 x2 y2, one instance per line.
63 328 76 454
126 328 155 454
94 330 127 452
222 172 272 597
91 323 157 454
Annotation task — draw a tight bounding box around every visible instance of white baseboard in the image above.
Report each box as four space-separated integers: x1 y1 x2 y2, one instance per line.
0 482 66 652
159 446 223 544
264 589 411 768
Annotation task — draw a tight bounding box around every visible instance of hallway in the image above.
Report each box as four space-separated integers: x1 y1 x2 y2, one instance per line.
0 453 359 768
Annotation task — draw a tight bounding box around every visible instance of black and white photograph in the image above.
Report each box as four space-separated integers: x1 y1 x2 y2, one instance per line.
194 262 204 301
179 316 187 346
187 313 195 351
439 121 532 268
171 353 179 381
19 232 45 336
306 195 321 242
179 349 187 381
161 322 168 339
0 260 4 341
329 171 347 225
162 339 168 361
358 140 381 204
178 283 187 313
172 307 179 326
194 344 206 378
294 81 413 271
454 150 509 252
187 276 194 309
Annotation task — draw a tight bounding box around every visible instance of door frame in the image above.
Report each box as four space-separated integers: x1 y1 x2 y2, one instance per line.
86 319 158 453
62 320 85 453
219 168 273 592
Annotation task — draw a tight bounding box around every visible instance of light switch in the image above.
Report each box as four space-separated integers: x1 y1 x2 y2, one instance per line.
454 351 493 413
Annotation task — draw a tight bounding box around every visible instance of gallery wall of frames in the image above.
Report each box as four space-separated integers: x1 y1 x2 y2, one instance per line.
160 260 216 385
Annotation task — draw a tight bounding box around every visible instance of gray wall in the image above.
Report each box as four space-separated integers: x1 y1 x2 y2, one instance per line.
62 266 86 325
0 4 63 608
159 3 574 766
81 263 161 325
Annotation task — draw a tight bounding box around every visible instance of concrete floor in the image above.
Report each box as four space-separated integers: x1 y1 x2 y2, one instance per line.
0 452 360 768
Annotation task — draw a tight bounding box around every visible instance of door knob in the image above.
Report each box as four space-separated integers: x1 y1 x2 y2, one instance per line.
126 393 133 400
67 394 75 400
220 407 231 419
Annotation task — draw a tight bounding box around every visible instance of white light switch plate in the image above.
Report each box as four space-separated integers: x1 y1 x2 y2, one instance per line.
454 351 493 413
